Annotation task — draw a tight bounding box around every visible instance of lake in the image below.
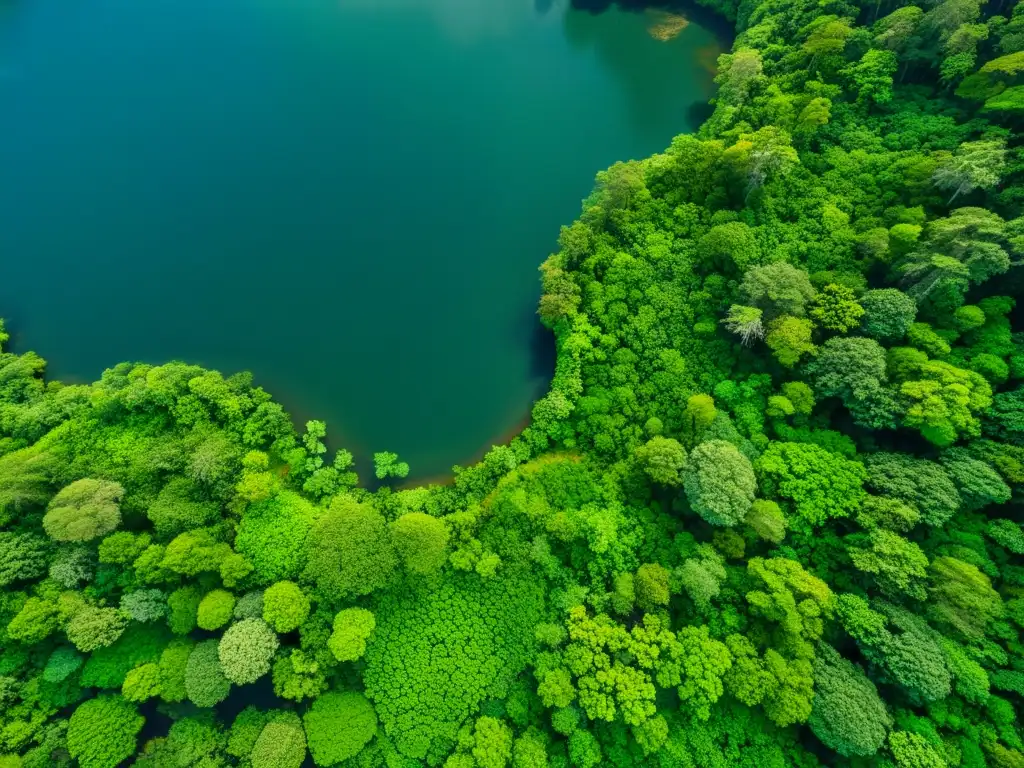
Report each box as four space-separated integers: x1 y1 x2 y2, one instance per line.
0 0 722 479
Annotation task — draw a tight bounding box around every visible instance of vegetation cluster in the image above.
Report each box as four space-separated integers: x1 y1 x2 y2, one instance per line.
3 0 1024 765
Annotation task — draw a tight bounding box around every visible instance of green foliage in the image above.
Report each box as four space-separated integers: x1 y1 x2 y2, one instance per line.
121 663 161 702
250 711 307 768
364 572 542 759
303 692 378 766
218 618 279 685
6 597 58 644
810 284 864 332
42 478 123 542
145 478 219 539
196 589 236 631
860 289 917 341
0 532 48 588
373 451 410 480
235 491 314 584
682 440 757 527
766 316 816 367
262 580 309 633
66 606 128 653
43 646 83 683
185 640 231 708
328 607 375 662
849 529 929 599
634 437 687 486
2 0 1024 762
746 499 787 543
865 453 960 527
390 512 450 576
302 496 397 600
67 696 143 768
756 441 865 527
741 263 816 319
928 556 1003 639
809 645 890 757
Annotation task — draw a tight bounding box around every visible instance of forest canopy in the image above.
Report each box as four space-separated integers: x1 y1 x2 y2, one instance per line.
2 0 1024 765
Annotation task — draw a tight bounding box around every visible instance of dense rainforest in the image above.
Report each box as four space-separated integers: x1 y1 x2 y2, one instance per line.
2 0 1024 764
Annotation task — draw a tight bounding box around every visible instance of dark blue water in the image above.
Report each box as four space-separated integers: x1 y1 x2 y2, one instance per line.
0 0 721 477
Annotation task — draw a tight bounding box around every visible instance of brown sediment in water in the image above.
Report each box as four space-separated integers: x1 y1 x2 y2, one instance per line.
695 42 724 75
397 411 535 490
647 11 689 41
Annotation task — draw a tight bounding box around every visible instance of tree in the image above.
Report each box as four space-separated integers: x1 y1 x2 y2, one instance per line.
42 478 123 542
899 208 1011 301
928 556 1002 639
158 638 193 703
390 512 450 576
634 437 687 486
235 491 315 585
897 359 992 446
250 712 307 768
262 581 310 633
846 49 898 104
807 336 897 429
756 441 866 527
0 531 48 587
848 529 929 600
722 305 765 346
0 449 53 525
681 394 718 446
676 626 733 721
119 589 167 624
67 695 144 768
697 221 761 272
363 572 542 759
864 453 960 526
6 596 58 644
635 563 671 610
473 716 514 768
859 289 917 341
746 557 834 646
714 48 764 105
167 586 202 635
273 647 327 702
746 499 787 543
304 692 378 766
728 127 800 196
145 478 219 539
809 645 891 757
328 607 376 662
856 495 920 531
44 645 84 683
933 140 1007 203
888 731 947 768
740 263 817 319
121 663 161 703
683 440 757 526
765 316 816 367
218 618 279 685
197 589 236 631
302 496 397 600
939 448 1011 511
66 606 128 653
810 283 864 332
568 730 601 768
874 7 924 52
185 640 231 707
373 451 409 480
957 50 1024 101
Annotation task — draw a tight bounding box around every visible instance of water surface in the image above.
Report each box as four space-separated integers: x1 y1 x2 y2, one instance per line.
0 0 722 477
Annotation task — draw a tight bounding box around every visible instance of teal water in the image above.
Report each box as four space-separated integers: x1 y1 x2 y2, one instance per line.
0 0 721 478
